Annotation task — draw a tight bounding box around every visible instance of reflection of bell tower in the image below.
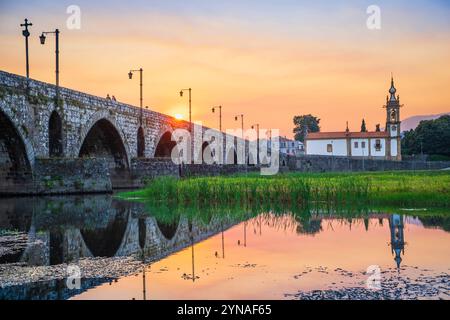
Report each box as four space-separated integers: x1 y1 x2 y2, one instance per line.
384 76 403 160
388 214 405 269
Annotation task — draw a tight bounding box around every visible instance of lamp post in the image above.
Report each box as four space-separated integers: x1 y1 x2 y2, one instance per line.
266 129 272 155
40 29 60 90
234 114 244 139
128 68 143 125
179 88 192 130
20 19 32 78
251 123 260 164
211 105 222 132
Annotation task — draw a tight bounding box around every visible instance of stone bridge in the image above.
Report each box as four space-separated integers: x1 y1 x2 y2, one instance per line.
0 70 261 194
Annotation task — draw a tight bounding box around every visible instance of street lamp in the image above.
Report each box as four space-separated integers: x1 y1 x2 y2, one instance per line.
211 105 222 132
179 88 192 130
20 18 32 78
39 29 60 88
128 68 143 125
251 123 260 164
234 114 244 139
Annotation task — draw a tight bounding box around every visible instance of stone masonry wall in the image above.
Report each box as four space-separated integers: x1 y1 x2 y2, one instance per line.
32 158 111 195
289 155 450 172
180 164 251 177
128 158 180 188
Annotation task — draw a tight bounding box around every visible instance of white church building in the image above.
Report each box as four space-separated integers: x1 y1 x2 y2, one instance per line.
305 77 403 161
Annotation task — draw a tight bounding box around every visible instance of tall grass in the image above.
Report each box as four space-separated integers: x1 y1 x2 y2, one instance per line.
121 170 450 210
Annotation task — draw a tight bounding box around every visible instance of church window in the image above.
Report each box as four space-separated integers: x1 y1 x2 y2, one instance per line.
354 141 358 148
390 110 396 122
375 139 381 151
327 144 333 153
361 141 366 149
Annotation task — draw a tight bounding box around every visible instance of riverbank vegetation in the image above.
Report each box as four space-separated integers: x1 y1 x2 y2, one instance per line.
120 171 450 213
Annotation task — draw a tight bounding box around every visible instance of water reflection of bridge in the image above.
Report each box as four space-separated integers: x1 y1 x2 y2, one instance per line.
0 195 235 266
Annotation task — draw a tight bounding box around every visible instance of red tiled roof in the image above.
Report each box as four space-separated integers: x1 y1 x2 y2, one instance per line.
306 131 389 140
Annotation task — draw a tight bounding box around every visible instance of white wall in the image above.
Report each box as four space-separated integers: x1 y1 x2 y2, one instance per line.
389 124 399 137
350 139 369 157
391 138 398 157
306 139 347 156
370 138 386 157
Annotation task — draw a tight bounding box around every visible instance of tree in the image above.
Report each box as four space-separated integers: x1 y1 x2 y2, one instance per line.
401 115 450 156
293 114 320 142
361 119 367 132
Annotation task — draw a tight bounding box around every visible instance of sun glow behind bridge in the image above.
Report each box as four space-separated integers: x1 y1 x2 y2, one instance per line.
174 113 184 120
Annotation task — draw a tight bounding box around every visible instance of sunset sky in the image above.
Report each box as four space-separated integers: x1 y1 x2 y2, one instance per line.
1 0 449 138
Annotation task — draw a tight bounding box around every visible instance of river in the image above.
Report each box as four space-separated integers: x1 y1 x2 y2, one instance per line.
0 194 449 300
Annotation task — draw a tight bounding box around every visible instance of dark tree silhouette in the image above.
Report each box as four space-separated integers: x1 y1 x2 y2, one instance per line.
401 115 450 157
360 119 367 132
293 114 320 142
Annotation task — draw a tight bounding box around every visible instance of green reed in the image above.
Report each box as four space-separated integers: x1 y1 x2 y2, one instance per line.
120 170 449 210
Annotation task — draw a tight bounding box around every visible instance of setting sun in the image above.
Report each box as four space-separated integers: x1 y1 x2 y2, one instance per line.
174 113 184 120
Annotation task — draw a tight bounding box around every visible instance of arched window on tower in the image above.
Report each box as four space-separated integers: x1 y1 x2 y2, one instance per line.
390 109 396 122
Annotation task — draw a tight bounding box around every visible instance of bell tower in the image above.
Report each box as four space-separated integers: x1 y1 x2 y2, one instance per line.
384 76 402 160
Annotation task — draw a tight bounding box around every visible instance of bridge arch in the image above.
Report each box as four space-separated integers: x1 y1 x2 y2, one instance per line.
0 109 33 192
78 112 130 183
153 127 177 158
48 110 63 157
77 111 131 161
